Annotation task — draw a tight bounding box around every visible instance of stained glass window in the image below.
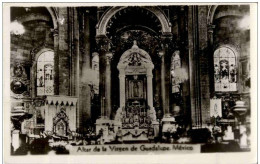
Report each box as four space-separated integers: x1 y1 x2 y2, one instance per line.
37 51 54 96
214 47 237 92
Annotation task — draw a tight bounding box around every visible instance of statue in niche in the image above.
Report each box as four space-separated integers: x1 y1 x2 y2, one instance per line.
133 81 139 98
129 75 143 98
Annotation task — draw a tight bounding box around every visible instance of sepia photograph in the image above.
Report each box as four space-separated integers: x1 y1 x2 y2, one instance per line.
2 2 257 164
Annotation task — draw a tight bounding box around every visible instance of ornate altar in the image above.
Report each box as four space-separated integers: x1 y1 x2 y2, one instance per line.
44 96 78 137
114 41 159 141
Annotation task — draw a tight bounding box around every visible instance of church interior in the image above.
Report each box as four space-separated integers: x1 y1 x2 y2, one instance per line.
9 5 251 154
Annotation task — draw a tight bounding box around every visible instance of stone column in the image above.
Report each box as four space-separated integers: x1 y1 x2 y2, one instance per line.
96 36 111 119
78 10 92 132
146 67 154 108
118 68 126 108
105 52 113 119
159 51 167 114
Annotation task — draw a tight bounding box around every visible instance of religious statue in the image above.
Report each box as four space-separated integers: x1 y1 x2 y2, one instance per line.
133 81 139 97
129 75 143 98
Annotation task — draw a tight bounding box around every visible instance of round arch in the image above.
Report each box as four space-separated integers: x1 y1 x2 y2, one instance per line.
96 6 172 36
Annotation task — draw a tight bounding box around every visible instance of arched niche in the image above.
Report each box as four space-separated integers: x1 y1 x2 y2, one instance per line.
96 6 171 36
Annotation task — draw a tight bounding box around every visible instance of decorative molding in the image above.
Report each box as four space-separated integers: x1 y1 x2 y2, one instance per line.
46 96 78 106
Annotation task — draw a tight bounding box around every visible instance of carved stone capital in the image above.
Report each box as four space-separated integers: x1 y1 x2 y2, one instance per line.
95 35 111 52
105 52 113 65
